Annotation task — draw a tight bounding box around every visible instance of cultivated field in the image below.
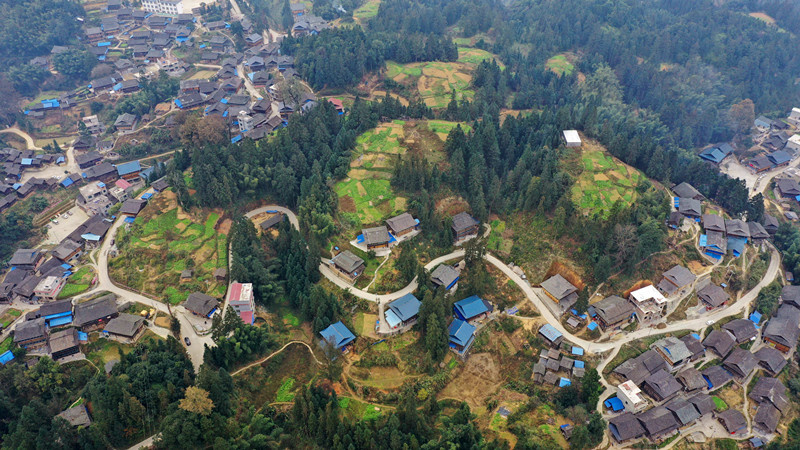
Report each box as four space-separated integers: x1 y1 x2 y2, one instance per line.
353 0 380 22
545 54 575 76
385 61 474 108
335 119 466 227
109 191 229 304
571 140 645 217
457 47 505 69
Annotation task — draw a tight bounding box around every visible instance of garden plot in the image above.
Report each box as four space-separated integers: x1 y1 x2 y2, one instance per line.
457 47 505 69
571 141 645 217
109 191 228 304
545 54 575 76
385 61 474 109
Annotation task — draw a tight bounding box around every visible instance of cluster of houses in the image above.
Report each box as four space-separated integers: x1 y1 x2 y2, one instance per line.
1 173 61 214
747 113 800 173
607 316 791 444
0 218 115 304
329 211 478 283
534 324 587 388
667 181 773 259
289 3 331 37
536 263 698 331
1 147 64 182
12 294 148 359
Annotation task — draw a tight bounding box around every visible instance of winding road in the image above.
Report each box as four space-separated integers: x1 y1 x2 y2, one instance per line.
245 204 782 447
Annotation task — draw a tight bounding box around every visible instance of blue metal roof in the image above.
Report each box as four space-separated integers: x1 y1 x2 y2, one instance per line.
141 193 153 200
448 319 476 347
56 156 65 164
48 316 73 327
78 332 88 341
320 321 355 349
44 311 72 320
749 311 762 324
727 237 747 256
0 351 14 365
116 160 141 176
454 295 490 320
587 321 598 331
21 158 33 165
388 293 421 322
539 323 562 342
571 346 584 356
385 309 402 328
699 234 707 247
574 360 585 368
558 377 571 387
769 150 791 165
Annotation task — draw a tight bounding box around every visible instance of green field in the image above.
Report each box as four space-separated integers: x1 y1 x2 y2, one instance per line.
385 61 474 109
59 266 94 299
712 396 728 411
545 54 574 76
571 145 644 217
276 378 296 402
457 47 505 69
334 122 408 225
109 193 228 304
354 0 380 21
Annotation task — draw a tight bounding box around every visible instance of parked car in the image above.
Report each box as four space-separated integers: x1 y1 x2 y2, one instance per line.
184 337 191 346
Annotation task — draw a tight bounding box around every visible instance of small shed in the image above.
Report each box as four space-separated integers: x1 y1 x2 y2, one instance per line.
563 130 581 147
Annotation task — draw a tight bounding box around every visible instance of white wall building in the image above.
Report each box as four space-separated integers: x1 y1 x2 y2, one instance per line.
563 130 582 147
628 285 668 324
617 380 647 413
142 0 183 15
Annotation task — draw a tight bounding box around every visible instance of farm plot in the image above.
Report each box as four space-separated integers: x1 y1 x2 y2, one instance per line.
335 122 408 226
571 141 645 217
109 191 228 304
354 0 380 22
385 61 474 109
457 47 505 69
545 54 575 76
58 266 95 299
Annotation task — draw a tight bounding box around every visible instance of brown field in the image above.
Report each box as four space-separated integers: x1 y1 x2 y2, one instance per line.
439 353 503 409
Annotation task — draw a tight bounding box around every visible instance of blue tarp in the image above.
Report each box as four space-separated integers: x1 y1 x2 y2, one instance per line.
78 332 88 341
97 41 111 46
0 351 14 365
231 134 242 143
60 263 71 270
728 237 747 257
48 316 73 327
124 217 135 224
691 333 701 340
56 156 65 164
141 193 153 200
113 82 123 91
356 234 365 243
558 377 571 387
750 311 762 324
604 397 624 411
587 321 598 331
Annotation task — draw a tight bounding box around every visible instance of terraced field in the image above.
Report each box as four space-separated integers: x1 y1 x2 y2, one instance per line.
571 140 645 217
109 191 228 304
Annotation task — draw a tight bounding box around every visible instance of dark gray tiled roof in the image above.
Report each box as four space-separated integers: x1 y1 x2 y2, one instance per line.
722 319 757 343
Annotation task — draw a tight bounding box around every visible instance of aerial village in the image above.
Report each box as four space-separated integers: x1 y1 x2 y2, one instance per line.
3 0 800 448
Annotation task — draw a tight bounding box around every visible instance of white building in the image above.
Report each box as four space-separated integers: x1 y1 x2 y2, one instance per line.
788 107 800 127
227 282 255 325
142 0 183 15
563 130 581 147
786 134 800 153
617 380 647 412
78 182 108 203
239 111 254 133
628 285 667 324
34 276 66 302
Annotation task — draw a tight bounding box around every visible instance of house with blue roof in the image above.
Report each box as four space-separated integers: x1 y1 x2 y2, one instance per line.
727 237 747 257
768 150 791 167
385 293 421 329
448 319 476 356
538 323 563 347
699 143 733 164
453 295 493 322
116 160 141 180
319 321 356 352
